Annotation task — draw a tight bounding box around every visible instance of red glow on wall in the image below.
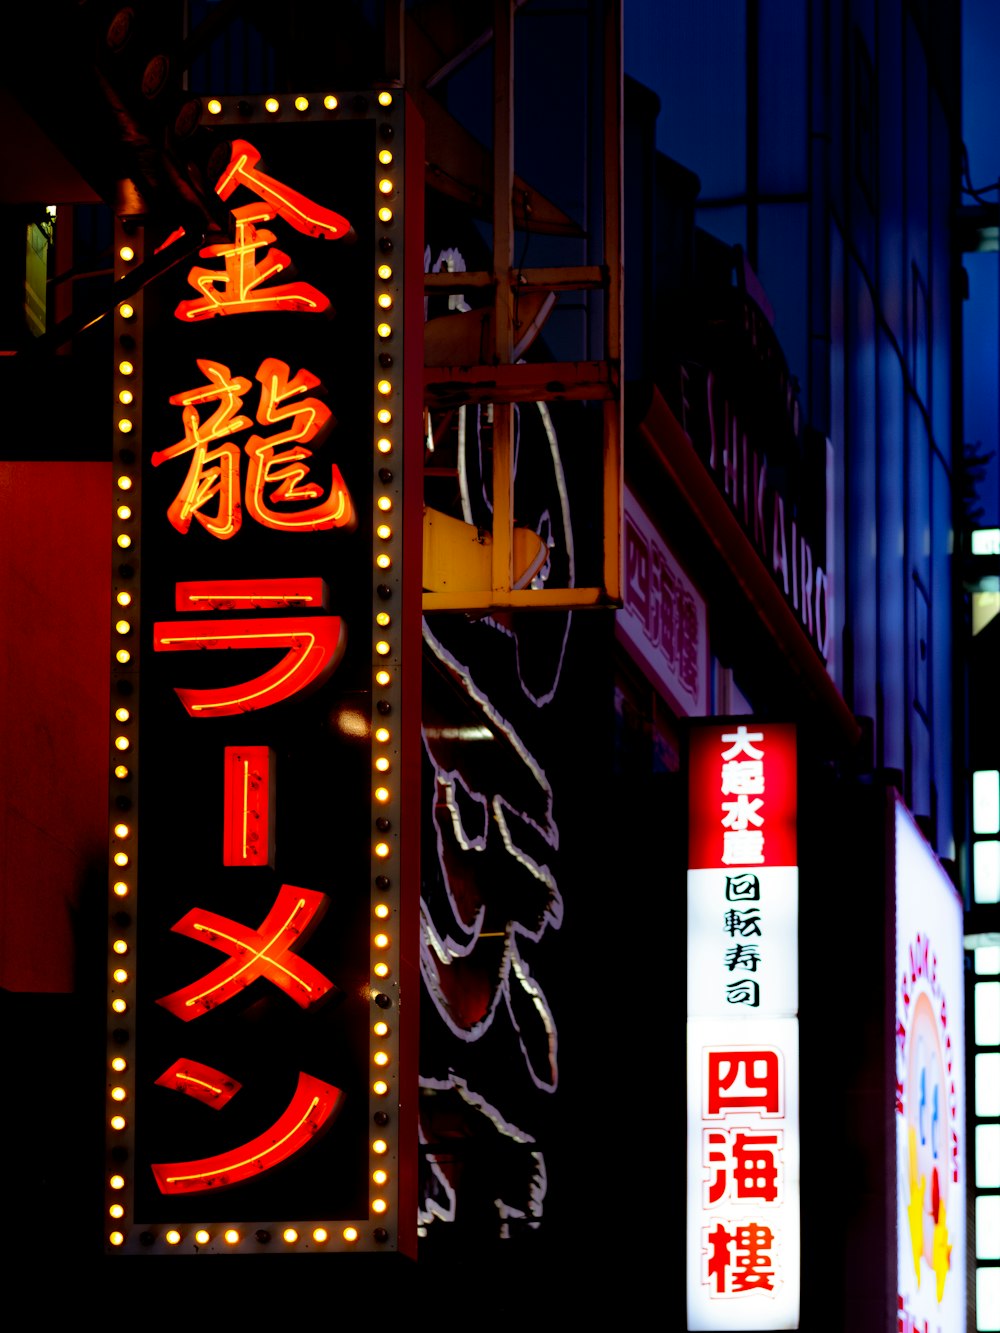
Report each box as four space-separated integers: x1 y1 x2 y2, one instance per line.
223 745 275 867
155 1058 242 1109
154 612 346 716
151 1070 343 1193
156 884 335 1019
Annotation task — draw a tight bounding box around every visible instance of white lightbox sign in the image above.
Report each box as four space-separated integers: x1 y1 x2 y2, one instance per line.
687 723 800 1330
895 800 965 1333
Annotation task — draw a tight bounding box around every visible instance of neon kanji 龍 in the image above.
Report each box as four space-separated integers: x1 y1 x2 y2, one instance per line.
153 358 354 538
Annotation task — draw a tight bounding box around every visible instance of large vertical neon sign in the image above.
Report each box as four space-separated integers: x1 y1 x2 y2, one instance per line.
687 721 801 1328
105 92 421 1255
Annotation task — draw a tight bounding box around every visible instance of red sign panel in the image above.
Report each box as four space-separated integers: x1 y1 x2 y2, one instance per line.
688 722 798 870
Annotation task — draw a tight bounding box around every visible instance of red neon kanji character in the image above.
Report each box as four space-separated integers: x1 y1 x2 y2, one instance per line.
156 884 335 1020
704 1129 728 1205
151 360 253 538
154 604 346 717
731 1131 781 1202
705 1221 776 1294
731 1223 775 1292
152 1068 343 1194
705 1047 782 1117
174 139 350 321
157 359 353 537
245 357 354 532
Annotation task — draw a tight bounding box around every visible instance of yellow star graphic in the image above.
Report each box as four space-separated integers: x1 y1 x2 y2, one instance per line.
907 1125 925 1286
932 1201 952 1302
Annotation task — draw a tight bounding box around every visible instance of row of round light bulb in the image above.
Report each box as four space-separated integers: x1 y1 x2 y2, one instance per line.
108 236 141 1250
108 1224 374 1248
204 90 394 119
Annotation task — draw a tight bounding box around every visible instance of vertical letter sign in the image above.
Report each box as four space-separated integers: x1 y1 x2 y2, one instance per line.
105 91 422 1255
687 721 801 1328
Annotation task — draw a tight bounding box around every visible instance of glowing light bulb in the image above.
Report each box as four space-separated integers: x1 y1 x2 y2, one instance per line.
377 496 392 511
283 1228 298 1244
377 379 392 395
118 389 133 405
374 842 390 859
375 786 390 803
119 303 134 319
378 91 393 106
113 940 128 954
113 879 128 894
374 1050 389 1066
109 1203 124 1219
294 96 309 111
378 150 393 165
375 640 391 655
372 1198 387 1214
117 505 131 520
377 263 392 279
324 95 338 110
376 554 392 570
374 962 389 978
115 736 130 751
116 537 132 551
114 823 129 838
113 852 128 868
165 1230 181 1245
111 998 127 1014
377 437 392 453
224 1229 240 1245
374 933 390 949
110 1115 126 1130
378 293 393 309
118 418 133 434
112 1057 127 1072
375 758 390 775
376 524 392 540
373 1021 389 1037
117 592 131 605
194 1229 210 1245
372 1139 388 1154
374 903 390 919
313 1228 328 1243
109 1174 125 1190
109 1231 124 1246
378 178 393 195
373 1168 388 1185
343 1226 358 1242
115 620 130 636
377 322 392 339
376 612 391 627
265 98 279 113
117 475 132 490
207 99 222 115
375 670 391 686
378 207 393 223
119 361 134 376
377 407 392 424
113 968 127 983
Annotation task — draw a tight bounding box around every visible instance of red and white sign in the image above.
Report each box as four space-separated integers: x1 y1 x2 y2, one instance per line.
618 487 708 716
687 723 800 1330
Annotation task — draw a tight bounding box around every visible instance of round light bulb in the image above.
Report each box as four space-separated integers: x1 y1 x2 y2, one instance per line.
294 96 309 111
378 207 393 223
116 536 132 551
378 150 393 165
165 1230 181 1245
119 361 134 376
375 670 391 686
265 97 279 113
109 1174 125 1190
207 99 222 115
377 263 392 279
343 1226 358 1242
376 554 392 569
324 95 338 110
378 91 393 106
375 786 390 803
118 389 133 405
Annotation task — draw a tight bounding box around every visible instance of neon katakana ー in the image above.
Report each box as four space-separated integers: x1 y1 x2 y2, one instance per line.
152 357 355 540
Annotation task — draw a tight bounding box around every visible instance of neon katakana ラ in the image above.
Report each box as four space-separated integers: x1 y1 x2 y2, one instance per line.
175 138 351 321
153 358 355 539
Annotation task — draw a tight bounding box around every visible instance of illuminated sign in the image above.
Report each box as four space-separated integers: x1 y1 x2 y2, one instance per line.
687 722 800 1329
894 801 965 1330
617 485 708 716
105 91 420 1254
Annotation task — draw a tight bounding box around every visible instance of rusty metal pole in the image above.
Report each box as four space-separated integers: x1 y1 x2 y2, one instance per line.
602 0 623 604
491 0 515 596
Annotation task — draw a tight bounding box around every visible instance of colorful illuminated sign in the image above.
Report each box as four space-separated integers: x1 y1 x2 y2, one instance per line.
687 721 800 1329
105 92 420 1254
894 800 965 1330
